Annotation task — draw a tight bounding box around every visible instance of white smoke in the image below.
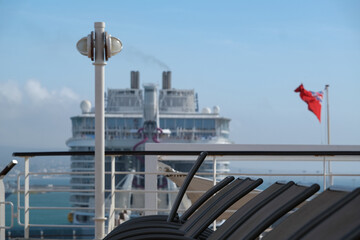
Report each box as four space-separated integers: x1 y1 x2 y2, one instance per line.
126 46 170 71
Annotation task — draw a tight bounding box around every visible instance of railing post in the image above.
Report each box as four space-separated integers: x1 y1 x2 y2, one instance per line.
212 155 217 231
0 179 4 240
0 184 4 240
1 160 18 240
212 156 217 184
323 156 327 190
328 157 333 186
144 155 157 215
24 157 30 239
107 155 116 232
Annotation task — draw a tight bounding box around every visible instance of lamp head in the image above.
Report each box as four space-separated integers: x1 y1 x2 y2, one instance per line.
77 30 122 61
105 32 123 60
76 32 94 60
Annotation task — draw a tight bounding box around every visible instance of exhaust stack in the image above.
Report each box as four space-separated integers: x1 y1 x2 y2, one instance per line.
162 71 171 89
131 71 140 89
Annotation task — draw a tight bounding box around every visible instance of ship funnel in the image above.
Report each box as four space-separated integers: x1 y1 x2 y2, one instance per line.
143 83 159 125
131 71 140 89
162 71 172 89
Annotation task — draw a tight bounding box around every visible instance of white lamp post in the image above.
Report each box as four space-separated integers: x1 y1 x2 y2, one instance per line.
76 22 122 240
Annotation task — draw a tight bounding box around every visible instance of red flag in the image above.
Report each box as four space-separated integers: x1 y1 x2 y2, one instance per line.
294 84 323 122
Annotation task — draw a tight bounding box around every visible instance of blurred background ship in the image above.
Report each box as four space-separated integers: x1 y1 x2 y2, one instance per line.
66 71 232 224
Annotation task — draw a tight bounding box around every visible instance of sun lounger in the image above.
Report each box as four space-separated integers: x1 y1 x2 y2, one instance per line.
105 151 209 239
105 152 261 240
301 187 360 240
263 186 360 240
107 175 235 233
263 186 359 239
105 177 263 240
104 181 318 240
206 181 320 240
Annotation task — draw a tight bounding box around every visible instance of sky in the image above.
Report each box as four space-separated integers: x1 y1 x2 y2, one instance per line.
0 0 359 155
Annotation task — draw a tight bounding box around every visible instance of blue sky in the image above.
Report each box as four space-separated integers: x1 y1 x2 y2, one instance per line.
0 0 359 150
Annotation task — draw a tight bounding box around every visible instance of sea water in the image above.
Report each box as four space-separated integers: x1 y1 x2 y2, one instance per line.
4 177 95 239
5 177 71 226
5 193 71 226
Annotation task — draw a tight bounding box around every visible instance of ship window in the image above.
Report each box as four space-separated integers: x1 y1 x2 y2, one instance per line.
203 119 215 130
160 119 165 127
121 118 142 129
133 118 140 129
166 119 175 129
72 118 81 130
117 119 125 128
85 118 94 129
195 119 202 129
185 119 194 129
176 119 184 128
106 118 116 129
219 120 230 131
125 118 134 129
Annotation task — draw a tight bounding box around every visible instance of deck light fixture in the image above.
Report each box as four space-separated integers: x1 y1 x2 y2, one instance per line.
76 31 122 61
76 22 122 240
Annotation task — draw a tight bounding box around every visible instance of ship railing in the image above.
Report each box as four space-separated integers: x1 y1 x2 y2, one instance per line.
1 160 18 240
6 144 360 239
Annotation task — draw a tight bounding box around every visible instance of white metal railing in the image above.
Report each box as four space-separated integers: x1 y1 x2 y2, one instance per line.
5 144 360 239
1 160 18 240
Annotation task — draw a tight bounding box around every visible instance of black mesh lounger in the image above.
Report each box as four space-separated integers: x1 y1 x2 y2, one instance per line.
105 152 262 240
263 186 360 240
104 151 210 239
205 181 320 240
108 181 319 240
104 177 263 240
124 235 192 240
105 175 235 238
283 187 360 240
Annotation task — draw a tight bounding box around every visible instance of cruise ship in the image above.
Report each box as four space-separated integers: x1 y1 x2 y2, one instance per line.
65 71 232 224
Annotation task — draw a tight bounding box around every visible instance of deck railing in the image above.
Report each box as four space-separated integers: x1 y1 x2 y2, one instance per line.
1 160 18 240
3 143 360 239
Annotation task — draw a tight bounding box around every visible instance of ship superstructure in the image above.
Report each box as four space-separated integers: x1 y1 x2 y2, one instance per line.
66 71 231 224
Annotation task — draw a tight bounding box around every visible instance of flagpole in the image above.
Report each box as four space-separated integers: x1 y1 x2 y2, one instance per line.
325 84 330 145
325 84 333 186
